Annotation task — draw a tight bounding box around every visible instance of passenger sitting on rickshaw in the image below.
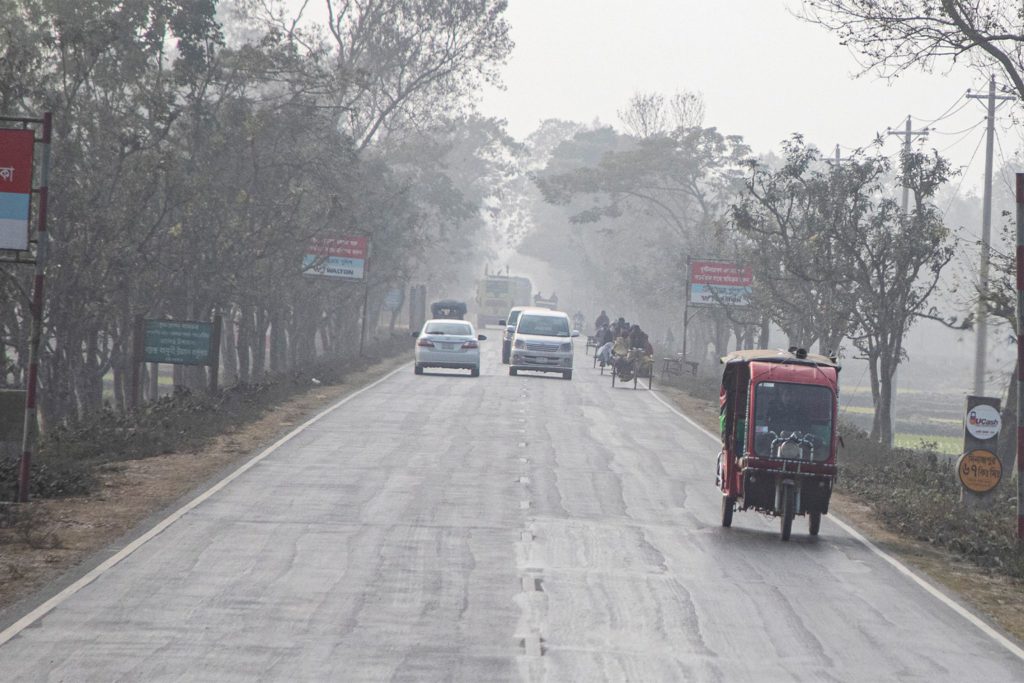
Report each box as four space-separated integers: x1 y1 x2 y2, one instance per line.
627 325 655 372
595 324 615 366
610 328 631 374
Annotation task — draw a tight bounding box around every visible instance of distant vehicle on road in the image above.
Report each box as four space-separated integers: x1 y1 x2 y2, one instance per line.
532 292 558 310
498 305 542 364
430 299 467 320
476 271 532 327
508 309 579 380
413 319 486 377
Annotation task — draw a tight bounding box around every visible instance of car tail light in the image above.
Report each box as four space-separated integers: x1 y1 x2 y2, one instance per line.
417 338 434 347
461 340 478 349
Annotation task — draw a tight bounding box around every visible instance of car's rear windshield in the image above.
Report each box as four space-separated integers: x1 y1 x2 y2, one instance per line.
517 314 570 337
424 322 472 336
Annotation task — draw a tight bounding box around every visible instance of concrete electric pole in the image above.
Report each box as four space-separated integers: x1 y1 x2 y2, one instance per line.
884 116 930 445
967 77 1014 395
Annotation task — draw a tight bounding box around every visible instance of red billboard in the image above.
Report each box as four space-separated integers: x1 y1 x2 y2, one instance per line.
302 235 369 280
0 128 35 251
688 260 753 307
306 236 368 259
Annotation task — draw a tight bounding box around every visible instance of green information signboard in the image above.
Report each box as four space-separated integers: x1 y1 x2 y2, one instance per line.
143 319 215 365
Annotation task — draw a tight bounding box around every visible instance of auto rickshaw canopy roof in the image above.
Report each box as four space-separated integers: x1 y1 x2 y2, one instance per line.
720 348 840 369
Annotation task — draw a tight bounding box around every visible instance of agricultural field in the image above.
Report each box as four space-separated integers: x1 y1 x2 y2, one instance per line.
839 387 968 455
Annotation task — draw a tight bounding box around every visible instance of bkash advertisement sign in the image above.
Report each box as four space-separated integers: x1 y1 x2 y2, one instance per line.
688 260 753 307
302 236 368 280
0 129 35 251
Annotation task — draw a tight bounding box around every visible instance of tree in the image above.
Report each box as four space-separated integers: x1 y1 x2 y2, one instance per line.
242 0 514 149
800 1 1024 101
734 138 955 445
732 136 866 354
530 114 752 359
842 149 955 444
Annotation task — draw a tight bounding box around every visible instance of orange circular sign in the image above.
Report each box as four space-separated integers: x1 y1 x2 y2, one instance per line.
957 450 1002 494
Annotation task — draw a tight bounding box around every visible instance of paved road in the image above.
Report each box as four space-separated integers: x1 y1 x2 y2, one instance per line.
2 338 1023 681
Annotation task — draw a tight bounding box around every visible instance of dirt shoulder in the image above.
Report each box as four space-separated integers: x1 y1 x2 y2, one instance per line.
653 382 1024 645
0 355 408 619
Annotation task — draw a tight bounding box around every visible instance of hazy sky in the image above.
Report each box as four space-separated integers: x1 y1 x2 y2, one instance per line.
476 0 1020 192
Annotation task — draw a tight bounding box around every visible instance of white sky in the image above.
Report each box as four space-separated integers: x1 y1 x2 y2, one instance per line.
476 0 1022 192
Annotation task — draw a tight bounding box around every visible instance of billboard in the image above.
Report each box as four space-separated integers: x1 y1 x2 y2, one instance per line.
302 235 368 280
0 128 35 251
143 320 216 365
688 260 753 307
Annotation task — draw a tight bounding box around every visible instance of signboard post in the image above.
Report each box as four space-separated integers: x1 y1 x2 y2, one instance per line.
1016 173 1024 543
958 395 1002 506
301 234 372 355
6 113 52 503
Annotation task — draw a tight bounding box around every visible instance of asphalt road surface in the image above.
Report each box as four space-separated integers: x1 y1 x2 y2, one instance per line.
2 337 1023 681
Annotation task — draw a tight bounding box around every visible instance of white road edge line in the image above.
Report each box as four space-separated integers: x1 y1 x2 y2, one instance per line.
0 363 409 647
643 386 1024 662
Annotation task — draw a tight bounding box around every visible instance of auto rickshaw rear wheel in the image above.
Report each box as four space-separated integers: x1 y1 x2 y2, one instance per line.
809 512 821 536
780 484 796 541
721 495 735 528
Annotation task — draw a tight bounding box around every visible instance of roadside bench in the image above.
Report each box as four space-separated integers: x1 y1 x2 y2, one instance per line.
660 354 698 378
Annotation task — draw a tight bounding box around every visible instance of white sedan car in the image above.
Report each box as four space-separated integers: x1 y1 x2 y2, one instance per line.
413 319 486 377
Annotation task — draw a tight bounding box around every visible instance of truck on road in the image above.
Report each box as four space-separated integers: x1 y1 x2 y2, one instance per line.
476 271 532 328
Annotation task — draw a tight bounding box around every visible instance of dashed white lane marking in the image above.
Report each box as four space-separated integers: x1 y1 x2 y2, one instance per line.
520 500 531 509
643 386 1024 662
0 364 410 648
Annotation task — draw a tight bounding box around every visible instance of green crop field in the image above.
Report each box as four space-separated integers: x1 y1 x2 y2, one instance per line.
892 433 962 455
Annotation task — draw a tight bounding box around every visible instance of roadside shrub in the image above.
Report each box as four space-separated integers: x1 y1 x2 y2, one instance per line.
838 423 1024 578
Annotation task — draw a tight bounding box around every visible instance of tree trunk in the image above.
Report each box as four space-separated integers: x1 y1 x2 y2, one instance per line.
878 351 894 447
148 363 159 401
758 314 770 348
253 307 267 379
868 352 881 442
220 310 238 387
236 306 251 384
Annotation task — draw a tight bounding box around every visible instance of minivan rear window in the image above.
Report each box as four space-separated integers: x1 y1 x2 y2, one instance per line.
517 315 570 337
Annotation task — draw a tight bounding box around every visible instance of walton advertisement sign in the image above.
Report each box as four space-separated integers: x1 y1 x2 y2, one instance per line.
0 128 35 251
302 235 368 280
688 260 753 307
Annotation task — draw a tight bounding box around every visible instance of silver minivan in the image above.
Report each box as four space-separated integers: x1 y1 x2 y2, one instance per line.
509 310 579 380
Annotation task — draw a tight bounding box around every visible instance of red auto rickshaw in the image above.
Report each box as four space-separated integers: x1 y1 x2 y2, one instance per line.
716 348 840 540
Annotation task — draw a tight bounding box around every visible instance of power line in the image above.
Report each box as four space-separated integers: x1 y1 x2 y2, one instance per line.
932 118 987 137
936 118 987 154
922 96 973 127
942 126 987 216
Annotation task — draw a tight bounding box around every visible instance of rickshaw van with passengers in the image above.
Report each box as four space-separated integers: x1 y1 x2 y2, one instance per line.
716 348 840 541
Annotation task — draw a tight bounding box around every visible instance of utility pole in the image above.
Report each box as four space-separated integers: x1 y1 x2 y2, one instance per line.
885 116 930 446
967 77 1014 395
887 116 931 212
